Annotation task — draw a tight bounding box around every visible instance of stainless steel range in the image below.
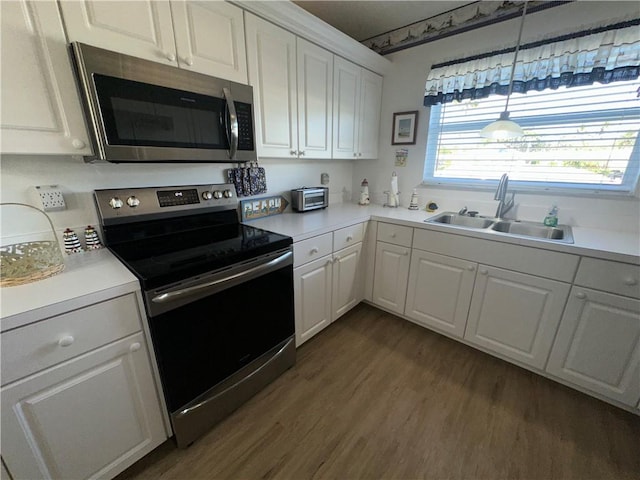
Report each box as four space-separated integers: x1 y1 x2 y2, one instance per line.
94 184 295 447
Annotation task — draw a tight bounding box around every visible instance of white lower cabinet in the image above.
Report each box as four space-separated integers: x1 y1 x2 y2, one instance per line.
546 287 640 407
1 293 167 480
294 223 365 346
372 241 411 315
294 254 333 345
464 265 570 369
405 250 476 338
332 243 363 320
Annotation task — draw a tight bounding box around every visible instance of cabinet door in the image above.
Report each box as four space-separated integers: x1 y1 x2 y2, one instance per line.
332 243 363 321
357 69 382 159
546 287 640 406
405 250 476 338
464 265 570 369
171 1 247 83
59 0 176 65
245 13 298 158
297 38 333 159
294 255 333 346
372 242 411 315
332 57 360 159
1 1 91 155
1 333 166 480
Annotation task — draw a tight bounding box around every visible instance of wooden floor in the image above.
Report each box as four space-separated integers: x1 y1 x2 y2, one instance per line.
118 303 640 480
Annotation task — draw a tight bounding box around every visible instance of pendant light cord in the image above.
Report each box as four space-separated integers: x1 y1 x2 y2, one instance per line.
504 1 528 113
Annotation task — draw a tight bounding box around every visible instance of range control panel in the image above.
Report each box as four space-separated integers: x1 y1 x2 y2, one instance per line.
95 184 237 225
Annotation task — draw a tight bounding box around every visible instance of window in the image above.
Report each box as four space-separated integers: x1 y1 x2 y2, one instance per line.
425 79 640 194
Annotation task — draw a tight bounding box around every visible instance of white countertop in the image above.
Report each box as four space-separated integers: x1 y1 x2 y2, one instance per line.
2 203 637 332
1 249 139 332
247 203 640 264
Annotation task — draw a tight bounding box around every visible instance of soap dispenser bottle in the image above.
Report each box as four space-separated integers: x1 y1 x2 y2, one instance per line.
543 205 559 227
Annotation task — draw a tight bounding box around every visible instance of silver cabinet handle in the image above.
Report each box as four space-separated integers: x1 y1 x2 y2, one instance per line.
623 277 638 286
467 265 475 271
479 269 488 275
401 250 409 256
181 56 193 66
223 87 238 160
290 150 297 156
310 247 319 254
575 292 586 299
346 235 353 242
165 51 176 62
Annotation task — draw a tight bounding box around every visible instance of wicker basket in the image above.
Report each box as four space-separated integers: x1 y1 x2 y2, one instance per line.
1 203 65 287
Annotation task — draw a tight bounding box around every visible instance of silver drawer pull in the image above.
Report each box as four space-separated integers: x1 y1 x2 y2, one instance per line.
58 335 74 347
130 342 141 353
310 247 319 254
623 277 638 286
575 292 587 299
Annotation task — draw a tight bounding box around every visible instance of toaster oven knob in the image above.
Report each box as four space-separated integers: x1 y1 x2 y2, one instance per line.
202 191 213 200
213 190 223 199
126 196 140 208
109 197 124 209
223 189 233 198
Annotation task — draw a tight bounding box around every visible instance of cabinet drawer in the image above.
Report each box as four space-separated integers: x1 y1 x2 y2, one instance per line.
575 257 640 299
293 233 333 267
1 293 142 385
377 223 413 247
333 223 364 251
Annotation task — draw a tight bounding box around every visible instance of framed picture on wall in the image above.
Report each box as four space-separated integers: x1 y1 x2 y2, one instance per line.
391 111 418 145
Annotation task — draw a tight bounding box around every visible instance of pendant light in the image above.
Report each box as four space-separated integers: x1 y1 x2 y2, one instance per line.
480 1 528 139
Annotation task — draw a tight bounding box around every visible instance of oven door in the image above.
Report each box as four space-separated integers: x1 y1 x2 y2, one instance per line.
145 248 295 447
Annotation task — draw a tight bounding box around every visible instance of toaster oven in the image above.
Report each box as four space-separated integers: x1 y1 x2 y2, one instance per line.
291 187 328 212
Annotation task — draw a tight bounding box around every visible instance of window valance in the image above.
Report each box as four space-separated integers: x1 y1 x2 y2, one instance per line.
423 20 640 106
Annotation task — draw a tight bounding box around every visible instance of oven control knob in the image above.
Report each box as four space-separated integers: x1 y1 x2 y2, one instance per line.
126 196 140 208
223 189 233 198
109 197 124 209
202 191 213 200
212 190 223 199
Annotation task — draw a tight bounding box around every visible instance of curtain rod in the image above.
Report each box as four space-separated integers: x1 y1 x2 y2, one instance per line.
431 18 640 70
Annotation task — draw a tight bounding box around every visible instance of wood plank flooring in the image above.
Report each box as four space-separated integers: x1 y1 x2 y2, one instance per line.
118 303 640 480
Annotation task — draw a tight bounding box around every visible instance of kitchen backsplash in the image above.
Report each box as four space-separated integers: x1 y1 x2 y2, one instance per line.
0 155 354 240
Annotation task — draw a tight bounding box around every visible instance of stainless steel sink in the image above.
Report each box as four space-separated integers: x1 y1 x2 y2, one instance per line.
427 213 494 229
425 212 574 243
491 220 573 243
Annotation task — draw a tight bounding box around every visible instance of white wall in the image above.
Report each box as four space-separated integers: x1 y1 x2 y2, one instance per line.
353 1 640 233
0 155 353 240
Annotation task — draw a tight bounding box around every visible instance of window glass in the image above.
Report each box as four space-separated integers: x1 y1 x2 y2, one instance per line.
424 79 640 193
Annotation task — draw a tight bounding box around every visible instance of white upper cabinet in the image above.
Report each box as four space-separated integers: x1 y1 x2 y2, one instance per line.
332 57 360 159
246 13 334 159
296 38 333 159
332 57 382 159
59 0 177 65
170 1 247 83
1 0 91 155
245 13 298 158
59 0 248 82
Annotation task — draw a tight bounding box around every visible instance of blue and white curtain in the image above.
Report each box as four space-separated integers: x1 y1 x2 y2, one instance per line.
424 21 640 106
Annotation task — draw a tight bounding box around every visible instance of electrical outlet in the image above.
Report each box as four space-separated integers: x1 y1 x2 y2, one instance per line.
29 185 67 212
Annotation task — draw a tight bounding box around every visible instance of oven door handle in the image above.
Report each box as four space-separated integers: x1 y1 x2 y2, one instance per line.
151 250 292 304
223 87 238 160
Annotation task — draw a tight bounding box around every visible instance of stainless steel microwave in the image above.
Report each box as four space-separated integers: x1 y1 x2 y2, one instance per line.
70 43 256 163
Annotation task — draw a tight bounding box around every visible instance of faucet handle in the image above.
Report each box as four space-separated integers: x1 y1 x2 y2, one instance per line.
458 206 468 215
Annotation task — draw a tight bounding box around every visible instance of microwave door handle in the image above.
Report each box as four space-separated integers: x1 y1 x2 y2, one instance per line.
223 87 238 160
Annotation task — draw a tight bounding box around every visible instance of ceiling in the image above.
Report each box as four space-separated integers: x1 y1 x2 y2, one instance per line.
292 1 474 42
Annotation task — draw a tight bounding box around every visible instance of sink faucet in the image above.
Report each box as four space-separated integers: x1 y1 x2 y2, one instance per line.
494 173 515 218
